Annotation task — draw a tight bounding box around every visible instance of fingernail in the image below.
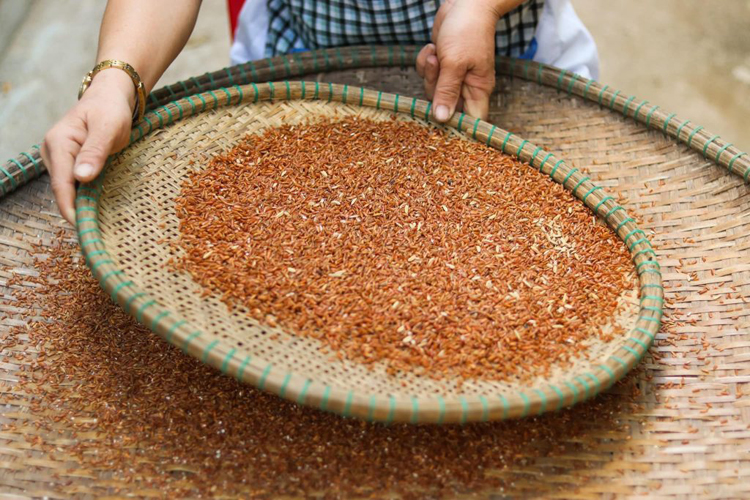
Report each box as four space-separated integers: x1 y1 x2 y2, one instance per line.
74 163 95 179
435 105 450 122
427 55 438 66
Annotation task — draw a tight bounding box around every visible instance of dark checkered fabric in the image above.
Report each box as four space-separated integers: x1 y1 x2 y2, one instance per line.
265 0 544 58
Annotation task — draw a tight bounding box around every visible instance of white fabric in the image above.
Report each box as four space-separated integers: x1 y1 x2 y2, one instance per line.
230 0 599 81
533 0 599 80
230 0 270 64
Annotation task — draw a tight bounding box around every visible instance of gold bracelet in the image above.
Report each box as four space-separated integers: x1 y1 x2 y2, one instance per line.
78 59 146 125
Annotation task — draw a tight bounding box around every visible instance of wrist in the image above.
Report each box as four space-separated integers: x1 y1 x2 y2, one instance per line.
483 0 525 19
89 68 137 111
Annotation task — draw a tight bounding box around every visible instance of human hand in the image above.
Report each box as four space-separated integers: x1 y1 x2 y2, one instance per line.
41 69 135 224
416 0 518 122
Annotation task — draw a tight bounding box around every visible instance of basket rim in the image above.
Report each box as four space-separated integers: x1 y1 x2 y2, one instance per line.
75 80 663 424
5 46 749 199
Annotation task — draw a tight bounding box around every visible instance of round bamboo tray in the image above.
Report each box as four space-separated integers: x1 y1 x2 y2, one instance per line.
74 81 661 424
1 45 749 497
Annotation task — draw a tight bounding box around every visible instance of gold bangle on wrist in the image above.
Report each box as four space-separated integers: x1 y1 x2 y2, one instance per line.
79 59 146 126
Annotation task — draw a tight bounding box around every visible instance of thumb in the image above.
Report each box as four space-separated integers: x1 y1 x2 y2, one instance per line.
462 84 492 122
73 119 119 182
432 62 467 123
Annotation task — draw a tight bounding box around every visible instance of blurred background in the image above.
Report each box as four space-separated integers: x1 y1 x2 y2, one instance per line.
1 0 749 160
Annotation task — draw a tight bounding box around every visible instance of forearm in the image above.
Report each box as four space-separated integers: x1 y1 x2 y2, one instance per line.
97 0 203 94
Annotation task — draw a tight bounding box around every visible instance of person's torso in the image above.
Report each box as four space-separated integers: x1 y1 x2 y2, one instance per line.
265 0 544 58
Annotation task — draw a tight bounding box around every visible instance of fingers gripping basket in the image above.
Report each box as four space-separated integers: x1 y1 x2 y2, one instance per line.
75 81 663 424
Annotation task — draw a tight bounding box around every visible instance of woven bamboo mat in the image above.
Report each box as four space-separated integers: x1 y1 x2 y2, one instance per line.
1 46 749 498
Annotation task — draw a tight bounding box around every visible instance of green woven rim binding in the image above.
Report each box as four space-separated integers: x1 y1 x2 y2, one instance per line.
5 46 750 196
75 81 663 424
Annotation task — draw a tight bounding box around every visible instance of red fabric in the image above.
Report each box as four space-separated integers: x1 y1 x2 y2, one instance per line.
227 0 247 40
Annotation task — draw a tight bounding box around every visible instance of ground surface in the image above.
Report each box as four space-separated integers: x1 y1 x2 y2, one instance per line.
573 0 750 153
1 0 749 159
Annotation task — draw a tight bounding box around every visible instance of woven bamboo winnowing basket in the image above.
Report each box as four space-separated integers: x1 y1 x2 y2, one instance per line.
2 46 750 497
74 80 660 425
